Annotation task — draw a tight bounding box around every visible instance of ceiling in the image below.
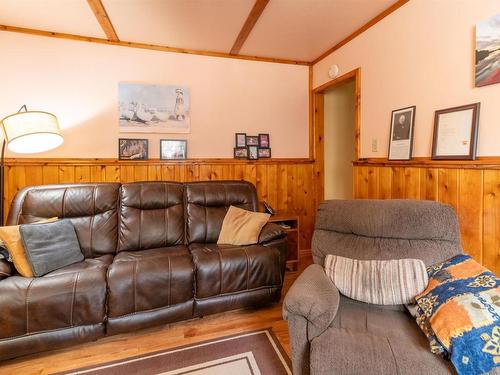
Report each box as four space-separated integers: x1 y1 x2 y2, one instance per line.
0 0 402 63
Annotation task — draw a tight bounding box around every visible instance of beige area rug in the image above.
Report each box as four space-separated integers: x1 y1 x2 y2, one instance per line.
59 329 291 375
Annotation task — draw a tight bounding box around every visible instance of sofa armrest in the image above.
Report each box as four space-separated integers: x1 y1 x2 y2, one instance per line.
283 264 340 375
258 223 286 244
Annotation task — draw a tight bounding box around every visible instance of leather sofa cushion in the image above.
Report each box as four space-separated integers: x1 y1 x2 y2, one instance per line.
7 184 120 258
185 181 258 244
118 182 184 251
107 247 194 318
189 243 282 299
0 259 12 280
0 255 111 339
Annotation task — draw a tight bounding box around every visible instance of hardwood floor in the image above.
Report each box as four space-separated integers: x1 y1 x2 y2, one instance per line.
0 252 312 375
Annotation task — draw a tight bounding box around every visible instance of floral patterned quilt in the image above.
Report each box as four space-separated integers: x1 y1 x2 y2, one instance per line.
415 254 500 375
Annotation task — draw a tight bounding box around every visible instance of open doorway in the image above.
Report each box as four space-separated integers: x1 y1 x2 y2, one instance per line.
323 80 356 199
312 68 360 203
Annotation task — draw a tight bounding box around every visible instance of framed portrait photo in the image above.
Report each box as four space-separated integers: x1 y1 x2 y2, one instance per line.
246 135 259 146
234 147 248 159
432 103 480 160
235 133 246 148
248 145 259 160
388 106 416 161
119 138 148 160
160 139 187 160
258 148 271 158
258 133 270 148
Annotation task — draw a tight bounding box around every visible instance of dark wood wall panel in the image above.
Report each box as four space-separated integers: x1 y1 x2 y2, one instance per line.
4 159 317 251
354 162 500 274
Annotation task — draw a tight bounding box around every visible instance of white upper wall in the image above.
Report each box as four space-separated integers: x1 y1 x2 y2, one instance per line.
0 32 309 159
314 0 500 158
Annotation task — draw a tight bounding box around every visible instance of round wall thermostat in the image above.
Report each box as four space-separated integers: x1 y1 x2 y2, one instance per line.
328 64 339 79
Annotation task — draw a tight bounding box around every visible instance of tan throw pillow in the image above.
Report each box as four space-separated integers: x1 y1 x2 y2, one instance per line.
217 206 270 246
0 218 58 277
324 255 428 305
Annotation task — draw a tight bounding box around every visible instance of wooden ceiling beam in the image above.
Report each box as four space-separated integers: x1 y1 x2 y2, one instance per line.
311 0 409 65
87 0 119 42
230 0 269 55
0 24 310 66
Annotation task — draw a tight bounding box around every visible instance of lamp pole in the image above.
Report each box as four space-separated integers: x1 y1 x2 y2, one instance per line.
0 105 28 226
0 139 5 226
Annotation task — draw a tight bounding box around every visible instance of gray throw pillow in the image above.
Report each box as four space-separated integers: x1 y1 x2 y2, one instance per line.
19 220 84 277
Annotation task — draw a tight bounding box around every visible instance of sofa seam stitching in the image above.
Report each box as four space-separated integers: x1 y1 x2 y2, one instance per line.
25 278 35 335
70 272 80 327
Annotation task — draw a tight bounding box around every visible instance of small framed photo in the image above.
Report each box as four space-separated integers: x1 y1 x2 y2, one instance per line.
119 138 148 160
160 139 187 160
258 148 271 158
235 133 247 147
248 145 259 160
246 135 259 146
234 147 248 159
388 106 416 161
432 103 480 160
258 133 270 148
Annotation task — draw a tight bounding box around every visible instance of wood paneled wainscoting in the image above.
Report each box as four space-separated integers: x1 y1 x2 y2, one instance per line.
3 158 317 251
353 159 500 274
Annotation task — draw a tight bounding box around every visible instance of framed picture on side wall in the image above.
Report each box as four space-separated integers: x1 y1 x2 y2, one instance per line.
235 133 247 147
160 139 187 160
388 106 416 160
248 145 259 160
258 148 271 158
246 136 259 146
431 103 480 160
258 134 270 148
234 147 248 159
119 138 148 160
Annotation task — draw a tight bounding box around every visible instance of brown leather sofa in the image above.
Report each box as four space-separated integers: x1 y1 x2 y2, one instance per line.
0 181 287 361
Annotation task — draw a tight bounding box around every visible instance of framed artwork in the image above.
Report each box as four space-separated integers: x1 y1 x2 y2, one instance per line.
246 135 259 146
234 147 248 159
248 145 259 160
431 103 480 160
119 83 190 133
118 138 148 160
258 134 270 148
475 13 500 87
235 133 247 147
388 106 416 161
258 148 271 158
160 139 187 160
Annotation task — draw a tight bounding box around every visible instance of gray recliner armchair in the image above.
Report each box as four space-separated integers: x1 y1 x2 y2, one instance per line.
284 199 464 375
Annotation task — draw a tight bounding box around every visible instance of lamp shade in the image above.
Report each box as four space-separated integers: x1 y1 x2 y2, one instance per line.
1 111 63 154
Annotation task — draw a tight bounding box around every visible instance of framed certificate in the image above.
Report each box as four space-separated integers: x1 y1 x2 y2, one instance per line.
431 103 480 160
388 106 416 160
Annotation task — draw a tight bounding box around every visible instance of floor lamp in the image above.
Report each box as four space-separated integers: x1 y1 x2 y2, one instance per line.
0 105 64 225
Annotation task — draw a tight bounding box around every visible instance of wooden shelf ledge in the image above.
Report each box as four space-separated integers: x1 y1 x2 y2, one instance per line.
353 157 500 170
3 157 315 167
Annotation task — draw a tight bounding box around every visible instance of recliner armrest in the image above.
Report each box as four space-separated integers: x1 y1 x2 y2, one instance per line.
283 264 340 375
258 223 286 243
283 264 340 333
